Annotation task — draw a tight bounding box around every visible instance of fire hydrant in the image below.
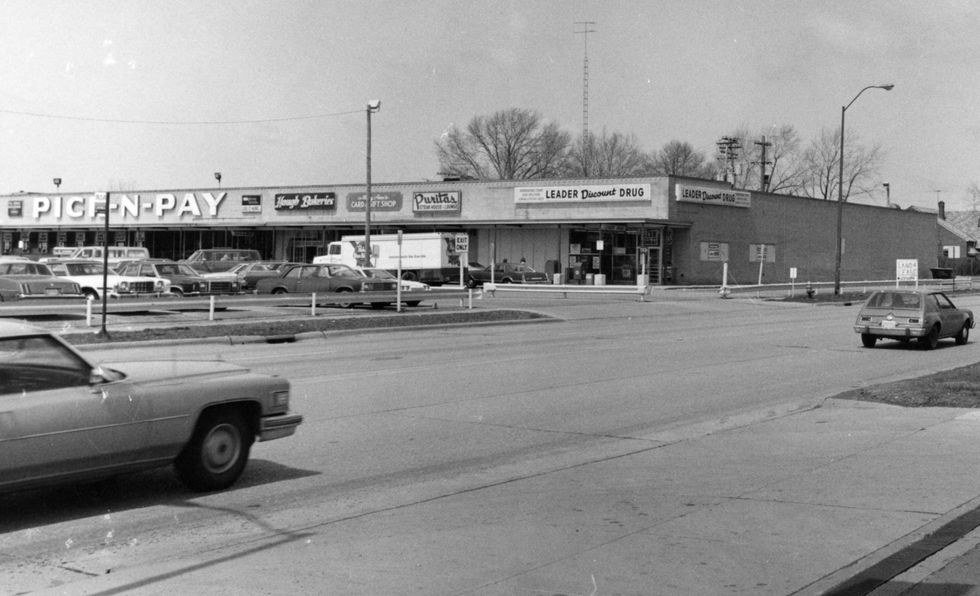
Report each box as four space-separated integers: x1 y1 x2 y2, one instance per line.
805 281 815 299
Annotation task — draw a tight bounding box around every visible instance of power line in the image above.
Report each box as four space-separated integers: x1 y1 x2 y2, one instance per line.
0 107 362 126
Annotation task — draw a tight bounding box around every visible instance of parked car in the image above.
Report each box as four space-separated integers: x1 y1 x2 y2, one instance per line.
0 258 86 301
0 320 302 492
46 259 170 299
255 263 397 307
116 259 240 296
224 261 291 293
854 289 974 349
466 261 551 287
182 248 263 273
350 266 430 307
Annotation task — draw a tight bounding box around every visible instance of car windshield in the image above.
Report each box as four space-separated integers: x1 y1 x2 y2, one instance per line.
329 265 356 276
65 262 105 275
362 268 396 280
868 292 921 309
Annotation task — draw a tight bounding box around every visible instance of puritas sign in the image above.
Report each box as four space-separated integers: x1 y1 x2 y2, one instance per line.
514 183 650 203
675 184 751 208
413 191 461 213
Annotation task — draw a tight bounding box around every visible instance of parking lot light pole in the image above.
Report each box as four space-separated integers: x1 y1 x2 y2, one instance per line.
365 100 381 267
834 83 894 295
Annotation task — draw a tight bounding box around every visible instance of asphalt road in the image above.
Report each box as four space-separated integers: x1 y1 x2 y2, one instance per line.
4 292 980 595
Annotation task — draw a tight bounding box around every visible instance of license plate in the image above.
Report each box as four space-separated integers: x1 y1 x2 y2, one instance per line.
881 320 897 329
44 288 61 296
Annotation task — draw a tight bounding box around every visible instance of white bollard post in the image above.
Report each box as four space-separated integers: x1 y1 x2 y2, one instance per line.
209 295 215 321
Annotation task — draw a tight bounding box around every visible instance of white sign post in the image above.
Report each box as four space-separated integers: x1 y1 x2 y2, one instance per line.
454 233 469 288
896 259 919 288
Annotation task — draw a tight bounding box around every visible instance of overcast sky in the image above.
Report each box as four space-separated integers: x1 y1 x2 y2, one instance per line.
1 0 977 210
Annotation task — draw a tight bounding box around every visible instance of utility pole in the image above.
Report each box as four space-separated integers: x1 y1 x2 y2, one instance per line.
754 136 772 192
716 136 742 187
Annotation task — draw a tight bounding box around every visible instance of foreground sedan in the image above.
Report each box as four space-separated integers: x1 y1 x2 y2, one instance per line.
0 320 302 493
853 289 974 349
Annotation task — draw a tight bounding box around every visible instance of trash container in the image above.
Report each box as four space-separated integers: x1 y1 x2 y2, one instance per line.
585 273 594 285
594 274 606 285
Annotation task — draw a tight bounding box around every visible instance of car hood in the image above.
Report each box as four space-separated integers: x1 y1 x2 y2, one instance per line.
103 359 250 383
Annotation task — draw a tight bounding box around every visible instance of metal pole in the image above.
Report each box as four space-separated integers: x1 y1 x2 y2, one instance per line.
835 105 845 296
834 84 894 296
365 105 372 267
97 192 110 338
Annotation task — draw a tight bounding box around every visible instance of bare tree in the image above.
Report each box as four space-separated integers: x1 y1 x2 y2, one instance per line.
797 127 883 202
565 129 651 177
435 108 571 180
649 140 714 178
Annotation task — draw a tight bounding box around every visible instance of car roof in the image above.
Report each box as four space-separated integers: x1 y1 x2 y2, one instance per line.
0 318 48 337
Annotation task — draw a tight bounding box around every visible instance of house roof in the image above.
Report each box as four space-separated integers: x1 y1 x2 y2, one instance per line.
940 210 980 242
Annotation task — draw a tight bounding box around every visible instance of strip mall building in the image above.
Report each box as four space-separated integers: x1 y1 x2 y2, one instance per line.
0 176 938 286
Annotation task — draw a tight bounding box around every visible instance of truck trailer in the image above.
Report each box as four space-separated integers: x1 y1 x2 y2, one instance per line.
314 232 467 285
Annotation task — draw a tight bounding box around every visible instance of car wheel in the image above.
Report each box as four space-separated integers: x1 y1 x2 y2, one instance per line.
335 288 354 308
861 333 877 348
83 289 99 301
465 277 478 289
401 271 418 282
170 288 184 298
956 321 971 345
272 287 288 295
175 408 253 492
919 325 940 350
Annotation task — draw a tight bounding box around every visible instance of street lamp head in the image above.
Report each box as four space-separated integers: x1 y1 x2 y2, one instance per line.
880 84 895 91
367 100 381 112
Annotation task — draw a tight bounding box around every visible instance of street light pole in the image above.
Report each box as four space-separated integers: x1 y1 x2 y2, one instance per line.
364 100 381 267
834 83 894 295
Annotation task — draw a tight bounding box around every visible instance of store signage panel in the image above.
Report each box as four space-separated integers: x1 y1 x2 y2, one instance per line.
413 191 461 213
26 192 228 224
242 194 262 213
273 192 335 211
7 200 22 217
676 184 750 208
514 183 650 203
347 192 403 212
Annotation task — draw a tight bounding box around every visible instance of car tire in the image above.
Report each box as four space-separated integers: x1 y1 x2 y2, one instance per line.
956 321 971 345
170 288 184 298
272 288 288 295
335 288 354 308
175 408 253 492
861 334 877 348
919 325 940 350
465 277 478 289
83 289 100 301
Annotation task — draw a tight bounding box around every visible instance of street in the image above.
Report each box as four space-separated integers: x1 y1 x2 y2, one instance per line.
3 293 980 595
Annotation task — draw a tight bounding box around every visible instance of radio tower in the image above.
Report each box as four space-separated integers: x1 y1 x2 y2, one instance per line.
575 21 596 143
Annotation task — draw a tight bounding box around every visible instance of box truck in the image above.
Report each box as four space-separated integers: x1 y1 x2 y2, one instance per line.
314 232 466 285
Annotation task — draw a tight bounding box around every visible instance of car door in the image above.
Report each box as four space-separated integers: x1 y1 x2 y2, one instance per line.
0 336 146 487
934 293 967 337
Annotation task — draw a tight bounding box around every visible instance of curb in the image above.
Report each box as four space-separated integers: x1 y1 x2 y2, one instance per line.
74 315 561 351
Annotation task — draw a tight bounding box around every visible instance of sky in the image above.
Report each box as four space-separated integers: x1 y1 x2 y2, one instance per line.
1 0 978 211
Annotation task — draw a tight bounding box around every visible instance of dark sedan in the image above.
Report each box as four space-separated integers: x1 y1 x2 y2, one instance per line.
466 261 551 287
0 258 86 301
255 263 397 307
